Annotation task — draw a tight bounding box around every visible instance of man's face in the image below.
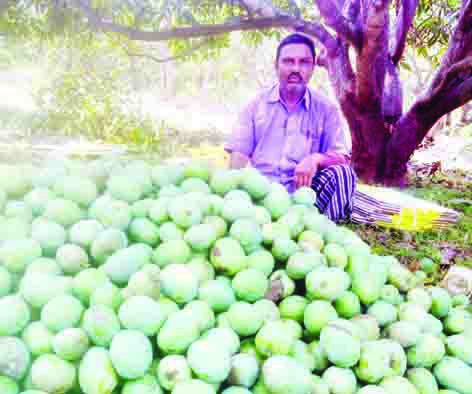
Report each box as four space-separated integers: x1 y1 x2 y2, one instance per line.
276 43 315 97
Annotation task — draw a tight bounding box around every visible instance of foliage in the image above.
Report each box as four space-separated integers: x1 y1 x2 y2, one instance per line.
409 0 463 65
1 0 459 65
34 76 162 153
30 31 162 152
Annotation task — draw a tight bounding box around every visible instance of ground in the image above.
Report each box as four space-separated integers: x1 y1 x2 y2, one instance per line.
349 169 471 287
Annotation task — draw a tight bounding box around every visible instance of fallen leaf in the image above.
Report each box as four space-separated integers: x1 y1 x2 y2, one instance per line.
409 260 421 272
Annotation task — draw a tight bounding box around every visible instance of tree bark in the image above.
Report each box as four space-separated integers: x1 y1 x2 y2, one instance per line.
390 0 419 64
347 107 392 184
356 0 390 113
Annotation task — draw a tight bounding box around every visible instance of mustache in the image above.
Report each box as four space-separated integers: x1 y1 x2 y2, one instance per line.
288 73 302 80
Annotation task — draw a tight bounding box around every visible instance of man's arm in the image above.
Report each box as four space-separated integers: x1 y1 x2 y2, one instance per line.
294 152 349 188
317 104 352 168
294 103 351 188
229 151 250 169
225 98 257 169
310 151 349 170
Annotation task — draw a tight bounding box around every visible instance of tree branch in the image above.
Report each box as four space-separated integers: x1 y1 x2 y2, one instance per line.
235 0 252 16
384 57 472 182
71 0 341 71
421 77 472 129
314 0 363 49
422 56 472 103
239 0 279 17
124 39 212 63
382 57 403 123
342 0 361 25
440 75 472 113
72 0 298 41
293 19 339 55
355 0 390 112
327 40 357 102
390 0 419 64
287 0 302 18
324 40 362 162
384 78 471 182
428 0 472 94
414 56 472 127
384 0 472 183
295 21 358 133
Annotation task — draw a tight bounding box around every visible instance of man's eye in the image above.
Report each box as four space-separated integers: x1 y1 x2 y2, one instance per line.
283 59 294 65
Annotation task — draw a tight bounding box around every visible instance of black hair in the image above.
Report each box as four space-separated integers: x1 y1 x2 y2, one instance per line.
275 33 316 64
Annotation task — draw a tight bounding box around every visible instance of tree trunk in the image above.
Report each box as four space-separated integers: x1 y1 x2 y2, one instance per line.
349 113 392 184
351 0 471 186
382 111 426 185
351 109 436 187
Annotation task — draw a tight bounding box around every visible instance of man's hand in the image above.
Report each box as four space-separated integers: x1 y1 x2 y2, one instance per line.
294 154 321 189
229 152 250 169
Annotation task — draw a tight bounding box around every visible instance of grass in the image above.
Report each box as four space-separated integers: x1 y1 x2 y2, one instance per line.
346 170 472 285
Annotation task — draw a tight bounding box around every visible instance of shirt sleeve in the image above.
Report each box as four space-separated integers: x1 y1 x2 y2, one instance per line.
319 104 352 158
224 99 257 158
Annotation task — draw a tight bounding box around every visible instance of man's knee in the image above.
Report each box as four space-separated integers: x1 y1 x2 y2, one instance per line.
317 164 357 186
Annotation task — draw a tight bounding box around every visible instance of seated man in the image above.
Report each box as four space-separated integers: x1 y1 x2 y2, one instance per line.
225 33 356 223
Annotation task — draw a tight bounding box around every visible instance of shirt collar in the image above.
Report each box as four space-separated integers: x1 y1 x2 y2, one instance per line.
267 83 311 110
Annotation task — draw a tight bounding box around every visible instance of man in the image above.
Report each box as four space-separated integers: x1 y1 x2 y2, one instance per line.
225 33 356 223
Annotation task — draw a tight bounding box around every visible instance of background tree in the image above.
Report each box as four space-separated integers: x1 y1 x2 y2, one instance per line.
2 0 471 185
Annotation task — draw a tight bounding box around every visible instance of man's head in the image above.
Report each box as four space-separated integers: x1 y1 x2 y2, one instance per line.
275 33 316 98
